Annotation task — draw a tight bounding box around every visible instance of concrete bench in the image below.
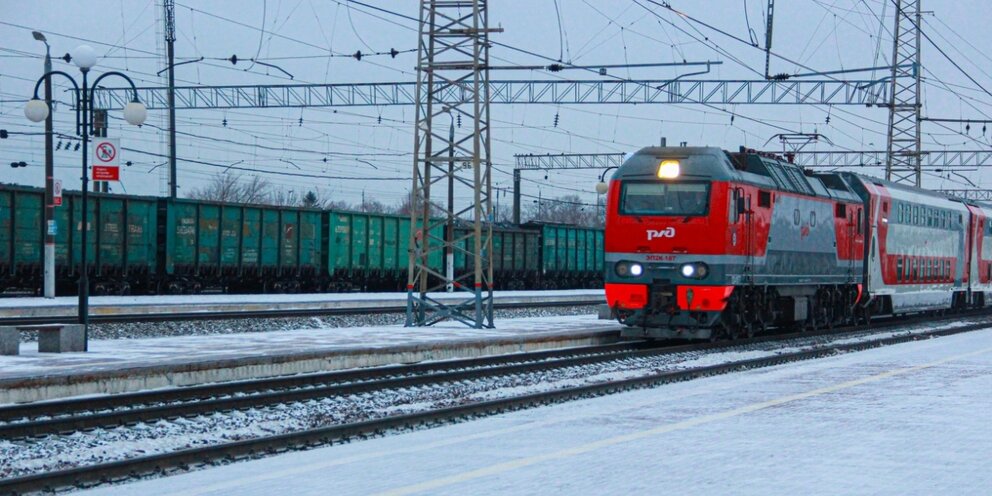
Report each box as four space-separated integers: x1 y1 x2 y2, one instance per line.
0 324 85 355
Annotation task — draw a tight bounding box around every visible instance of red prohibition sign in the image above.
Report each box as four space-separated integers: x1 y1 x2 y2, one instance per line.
96 142 117 163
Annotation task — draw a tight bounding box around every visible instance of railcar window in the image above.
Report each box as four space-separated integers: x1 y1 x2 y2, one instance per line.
619 182 710 216
836 203 846 219
810 211 816 227
896 258 903 282
758 190 771 208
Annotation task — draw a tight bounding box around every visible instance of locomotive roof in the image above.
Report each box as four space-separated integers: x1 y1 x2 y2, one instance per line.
613 146 861 203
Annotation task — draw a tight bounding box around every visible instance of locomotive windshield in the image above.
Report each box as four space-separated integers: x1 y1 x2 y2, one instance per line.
619 181 710 216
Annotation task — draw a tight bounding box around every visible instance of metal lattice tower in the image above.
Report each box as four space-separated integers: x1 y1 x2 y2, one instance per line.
885 0 923 186
406 0 497 328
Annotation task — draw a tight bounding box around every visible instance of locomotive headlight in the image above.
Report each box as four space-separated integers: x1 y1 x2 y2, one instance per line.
615 261 643 278
657 160 680 179
615 262 630 277
680 262 709 279
629 263 643 276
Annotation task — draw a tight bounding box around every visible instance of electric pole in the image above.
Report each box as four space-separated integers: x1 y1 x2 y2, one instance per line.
33 31 55 298
165 0 178 198
885 0 923 186
406 0 500 328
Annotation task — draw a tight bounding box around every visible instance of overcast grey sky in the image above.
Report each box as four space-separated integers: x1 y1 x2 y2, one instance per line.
2 0 991 210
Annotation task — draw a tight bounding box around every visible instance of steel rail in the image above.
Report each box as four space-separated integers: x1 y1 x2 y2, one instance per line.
1 322 983 494
0 298 600 326
0 339 649 432
3 310 987 437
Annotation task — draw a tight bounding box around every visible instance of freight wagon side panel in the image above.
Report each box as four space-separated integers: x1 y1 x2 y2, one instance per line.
280 210 298 268
13 191 43 268
220 206 242 267
96 197 123 271
491 230 504 272
0 190 12 270
512 232 525 271
383 216 399 272
524 230 539 272
576 228 588 272
260 209 280 268
427 223 444 273
353 215 368 269
242 208 261 267
453 228 468 271
327 212 351 273
300 211 320 268
125 198 157 272
367 215 383 271
71 197 96 269
566 228 578 273
54 196 70 266
197 204 220 266
398 217 412 273
541 226 557 273
594 229 604 272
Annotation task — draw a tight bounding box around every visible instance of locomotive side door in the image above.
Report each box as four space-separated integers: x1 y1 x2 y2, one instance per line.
730 188 753 283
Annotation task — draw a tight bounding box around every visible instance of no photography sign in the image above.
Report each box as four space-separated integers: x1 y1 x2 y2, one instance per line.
92 138 120 181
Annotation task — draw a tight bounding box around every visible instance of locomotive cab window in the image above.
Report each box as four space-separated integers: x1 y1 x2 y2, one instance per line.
619 182 710 216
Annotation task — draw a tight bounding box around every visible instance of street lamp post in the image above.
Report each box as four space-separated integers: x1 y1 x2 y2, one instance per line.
32 31 55 299
24 45 147 351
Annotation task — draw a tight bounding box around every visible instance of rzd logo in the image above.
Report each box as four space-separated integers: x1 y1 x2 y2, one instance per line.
647 227 675 240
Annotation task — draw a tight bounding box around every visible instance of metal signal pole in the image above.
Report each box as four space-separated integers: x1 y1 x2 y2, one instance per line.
406 0 500 328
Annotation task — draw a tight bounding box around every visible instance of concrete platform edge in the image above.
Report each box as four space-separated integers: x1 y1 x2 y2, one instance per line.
0 328 621 404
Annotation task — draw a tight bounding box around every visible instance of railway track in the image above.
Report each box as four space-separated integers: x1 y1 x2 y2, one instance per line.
3 315 989 493
0 298 600 326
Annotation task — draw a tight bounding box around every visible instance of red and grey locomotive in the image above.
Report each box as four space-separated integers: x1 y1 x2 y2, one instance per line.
603 146 991 340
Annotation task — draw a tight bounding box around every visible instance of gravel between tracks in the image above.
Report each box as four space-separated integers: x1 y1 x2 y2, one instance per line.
0 318 978 480
20 305 595 341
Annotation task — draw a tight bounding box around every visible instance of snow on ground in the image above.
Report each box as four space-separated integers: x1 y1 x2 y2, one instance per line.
0 289 604 309
79 327 992 496
0 314 614 380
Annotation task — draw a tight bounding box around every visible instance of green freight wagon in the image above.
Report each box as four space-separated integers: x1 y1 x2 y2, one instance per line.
325 210 441 291
0 184 158 295
0 185 43 293
452 223 540 290
161 198 322 293
527 222 605 289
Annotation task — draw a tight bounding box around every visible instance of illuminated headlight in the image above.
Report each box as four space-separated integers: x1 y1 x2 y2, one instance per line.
657 160 680 179
679 262 709 279
615 261 644 278
629 263 643 276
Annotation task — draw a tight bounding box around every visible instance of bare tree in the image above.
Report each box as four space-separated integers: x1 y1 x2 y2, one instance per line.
324 199 353 210
240 175 271 204
524 194 599 227
188 173 244 203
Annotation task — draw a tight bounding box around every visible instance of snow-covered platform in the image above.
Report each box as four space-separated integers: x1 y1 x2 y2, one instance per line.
0 314 621 404
84 327 992 496
0 289 604 319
